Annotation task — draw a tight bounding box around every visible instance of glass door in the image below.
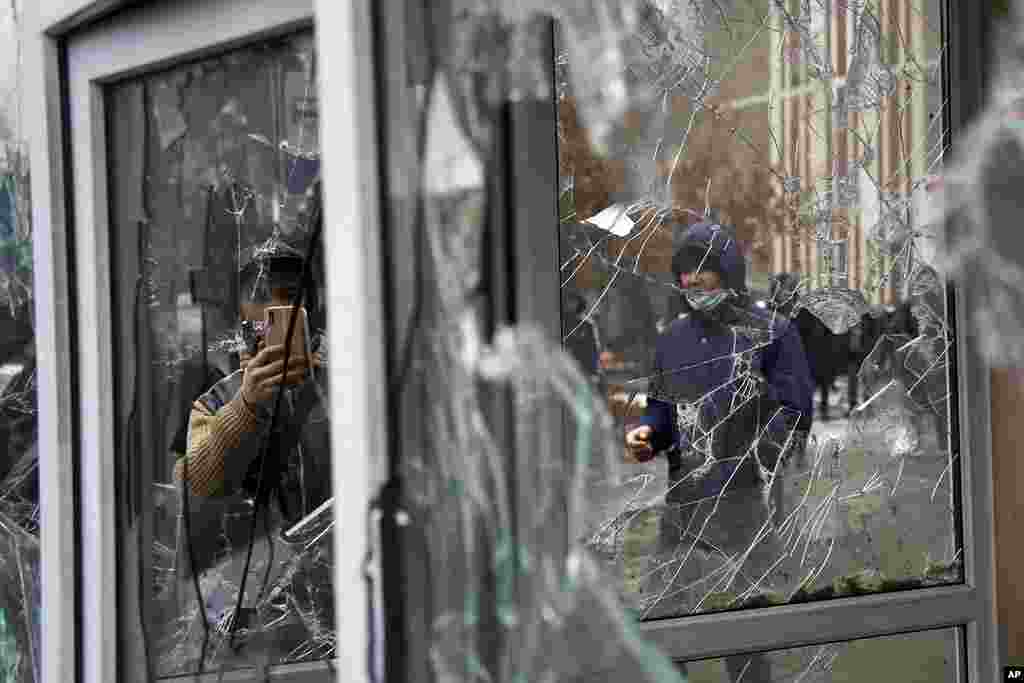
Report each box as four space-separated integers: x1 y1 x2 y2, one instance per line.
66 2 338 680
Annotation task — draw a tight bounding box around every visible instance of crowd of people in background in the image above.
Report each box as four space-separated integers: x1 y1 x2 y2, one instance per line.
564 238 936 436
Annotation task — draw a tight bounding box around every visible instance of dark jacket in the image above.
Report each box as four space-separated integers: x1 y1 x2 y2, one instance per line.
639 223 814 500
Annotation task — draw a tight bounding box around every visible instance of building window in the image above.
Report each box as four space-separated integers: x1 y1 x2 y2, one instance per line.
374 0 979 680
560 0 955 625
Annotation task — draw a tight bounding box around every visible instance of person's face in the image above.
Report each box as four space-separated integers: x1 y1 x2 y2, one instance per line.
679 269 722 291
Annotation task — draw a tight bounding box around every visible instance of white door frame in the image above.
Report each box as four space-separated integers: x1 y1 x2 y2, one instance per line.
24 1 384 682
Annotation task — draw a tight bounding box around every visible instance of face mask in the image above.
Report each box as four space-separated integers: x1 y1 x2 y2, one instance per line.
685 289 731 311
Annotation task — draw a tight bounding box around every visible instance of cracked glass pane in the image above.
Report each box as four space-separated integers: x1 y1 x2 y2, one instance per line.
376 4 693 682
105 31 333 677
678 626 959 681
371 0 982 679
0 0 39 680
558 0 961 625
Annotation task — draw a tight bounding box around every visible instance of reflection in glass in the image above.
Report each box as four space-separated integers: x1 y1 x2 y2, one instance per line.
559 0 959 624
678 627 959 682
0 109 39 683
0 4 40 680
106 32 333 676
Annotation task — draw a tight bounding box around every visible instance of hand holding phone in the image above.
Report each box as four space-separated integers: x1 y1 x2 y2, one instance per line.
238 306 312 408
264 305 310 362
240 344 309 407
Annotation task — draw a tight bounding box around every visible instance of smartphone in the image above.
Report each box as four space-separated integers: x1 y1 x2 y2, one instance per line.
264 305 310 362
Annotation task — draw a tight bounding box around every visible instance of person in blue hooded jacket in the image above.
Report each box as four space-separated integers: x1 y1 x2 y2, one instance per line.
624 221 813 682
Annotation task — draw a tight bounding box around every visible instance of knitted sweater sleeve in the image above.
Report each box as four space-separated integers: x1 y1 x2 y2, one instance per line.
174 382 264 498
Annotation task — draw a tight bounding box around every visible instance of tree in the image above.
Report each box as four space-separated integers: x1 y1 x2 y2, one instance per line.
558 95 790 289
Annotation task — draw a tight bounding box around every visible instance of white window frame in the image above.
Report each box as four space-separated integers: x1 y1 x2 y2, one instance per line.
24 1 384 682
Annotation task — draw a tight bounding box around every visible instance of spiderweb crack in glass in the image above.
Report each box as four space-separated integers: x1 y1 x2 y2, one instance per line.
550 0 968 646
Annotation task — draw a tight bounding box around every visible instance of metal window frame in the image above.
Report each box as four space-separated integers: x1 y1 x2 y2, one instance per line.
542 0 999 679
367 0 997 678
25 0 384 682
630 1 997 678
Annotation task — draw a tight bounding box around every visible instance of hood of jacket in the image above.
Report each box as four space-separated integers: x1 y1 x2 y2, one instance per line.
672 221 747 294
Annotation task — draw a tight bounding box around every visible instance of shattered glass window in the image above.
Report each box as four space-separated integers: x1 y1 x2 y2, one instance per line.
375 5 691 682
0 1 39 681
366 0 979 679
559 0 961 623
105 31 334 677
678 626 959 681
